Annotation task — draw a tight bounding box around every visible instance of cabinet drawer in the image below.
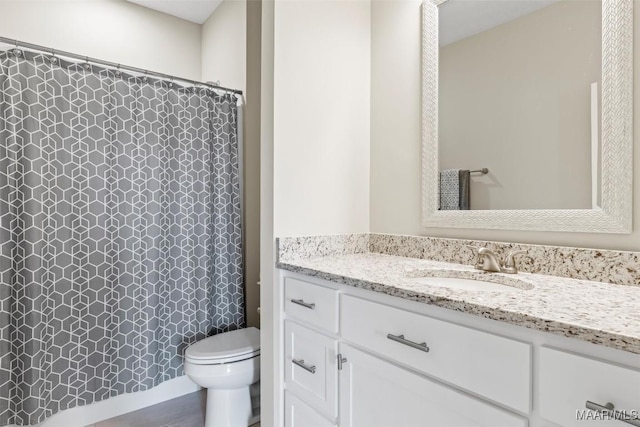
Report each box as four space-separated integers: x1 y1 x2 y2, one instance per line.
285 392 336 427
539 347 640 427
285 277 339 333
284 321 338 418
340 295 531 413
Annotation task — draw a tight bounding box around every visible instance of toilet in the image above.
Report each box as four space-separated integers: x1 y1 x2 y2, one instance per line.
185 327 260 427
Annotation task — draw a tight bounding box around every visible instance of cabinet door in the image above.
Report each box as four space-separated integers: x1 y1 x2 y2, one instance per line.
338 344 527 427
285 392 336 427
539 347 640 427
285 321 338 418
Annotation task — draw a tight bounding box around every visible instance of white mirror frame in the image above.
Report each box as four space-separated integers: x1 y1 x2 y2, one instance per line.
422 0 633 233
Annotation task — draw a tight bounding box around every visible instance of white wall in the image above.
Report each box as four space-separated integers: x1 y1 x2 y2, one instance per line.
370 0 640 252
260 1 371 425
0 0 202 80
273 0 371 236
370 0 422 240
202 0 262 329
202 0 247 90
260 0 276 425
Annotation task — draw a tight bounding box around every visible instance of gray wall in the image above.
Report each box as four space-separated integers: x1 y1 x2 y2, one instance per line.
202 0 262 329
439 1 600 210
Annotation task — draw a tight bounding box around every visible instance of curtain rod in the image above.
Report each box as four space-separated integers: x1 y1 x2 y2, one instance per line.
0 36 243 96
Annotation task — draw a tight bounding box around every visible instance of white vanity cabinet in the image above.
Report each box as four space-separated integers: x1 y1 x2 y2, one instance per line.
285 276 339 333
285 393 337 427
339 344 527 427
341 294 531 413
278 271 640 427
283 277 341 426
539 347 640 427
284 321 338 419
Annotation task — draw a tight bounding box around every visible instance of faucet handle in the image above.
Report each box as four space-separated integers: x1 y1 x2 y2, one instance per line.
502 250 527 274
464 245 484 270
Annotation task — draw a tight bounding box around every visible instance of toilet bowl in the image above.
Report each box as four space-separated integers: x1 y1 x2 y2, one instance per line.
185 327 260 427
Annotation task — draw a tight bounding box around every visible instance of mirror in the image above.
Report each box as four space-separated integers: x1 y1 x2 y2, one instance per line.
439 0 601 210
422 0 632 232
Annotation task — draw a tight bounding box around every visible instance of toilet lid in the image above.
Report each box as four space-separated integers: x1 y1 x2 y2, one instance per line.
186 327 260 362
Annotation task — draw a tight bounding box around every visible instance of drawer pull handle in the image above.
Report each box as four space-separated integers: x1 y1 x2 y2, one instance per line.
585 401 640 426
292 358 316 374
337 353 348 371
291 299 315 309
387 333 430 353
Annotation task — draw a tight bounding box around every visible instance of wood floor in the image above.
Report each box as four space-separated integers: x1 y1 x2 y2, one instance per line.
88 390 260 427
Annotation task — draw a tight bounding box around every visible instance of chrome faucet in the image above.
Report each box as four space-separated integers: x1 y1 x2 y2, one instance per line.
465 246 527 274
477 248 503 272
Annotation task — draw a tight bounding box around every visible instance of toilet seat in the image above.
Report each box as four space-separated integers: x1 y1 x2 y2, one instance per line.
186 349 260 365
185 327 260 365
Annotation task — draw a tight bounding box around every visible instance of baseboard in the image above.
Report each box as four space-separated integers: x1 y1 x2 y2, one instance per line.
7 376 201 427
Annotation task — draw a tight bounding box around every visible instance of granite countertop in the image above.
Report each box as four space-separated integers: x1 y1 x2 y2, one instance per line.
277 252 640 354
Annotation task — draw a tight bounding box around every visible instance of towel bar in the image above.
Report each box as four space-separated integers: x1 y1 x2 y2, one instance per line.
470 168 489 174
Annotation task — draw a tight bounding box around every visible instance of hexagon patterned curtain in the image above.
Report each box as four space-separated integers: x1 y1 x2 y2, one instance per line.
0 49 245 426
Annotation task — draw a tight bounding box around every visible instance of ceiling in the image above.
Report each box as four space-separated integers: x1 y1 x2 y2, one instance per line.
439 0 560 46
126 0 561 43
126 0 224 24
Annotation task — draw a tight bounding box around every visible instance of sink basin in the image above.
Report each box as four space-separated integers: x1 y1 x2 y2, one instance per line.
407 269 534 292
414 276 524 292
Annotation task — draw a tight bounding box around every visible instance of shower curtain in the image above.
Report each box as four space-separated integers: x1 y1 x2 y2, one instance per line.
0 49 245 426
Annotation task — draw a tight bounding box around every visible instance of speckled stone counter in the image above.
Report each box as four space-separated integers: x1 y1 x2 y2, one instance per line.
276 236 640 354
278 233 640 286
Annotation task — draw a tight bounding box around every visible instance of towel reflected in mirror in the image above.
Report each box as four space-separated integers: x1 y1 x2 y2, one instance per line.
439 169 470 210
